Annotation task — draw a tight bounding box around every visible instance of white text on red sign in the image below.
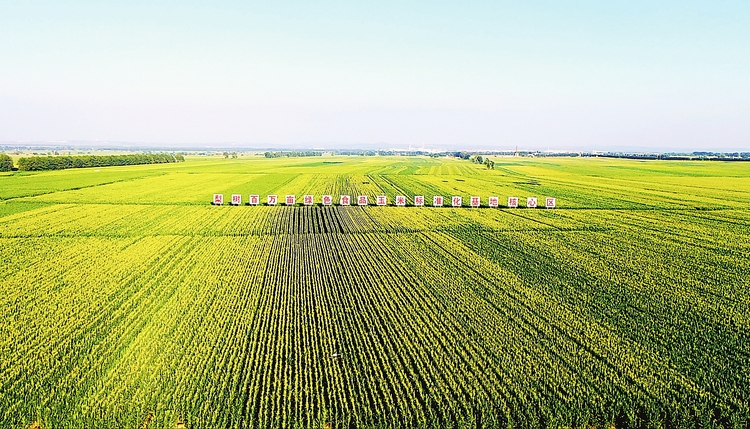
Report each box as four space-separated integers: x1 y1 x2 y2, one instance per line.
211 194 556 208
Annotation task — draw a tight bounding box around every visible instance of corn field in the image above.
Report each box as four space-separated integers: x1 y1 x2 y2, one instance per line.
0 156 748 428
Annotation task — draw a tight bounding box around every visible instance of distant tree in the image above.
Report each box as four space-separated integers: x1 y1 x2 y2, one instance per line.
264 151 321 158
231 152 238 159
0 154 14 171
223 152 229 159
469 155 484 164
174 153 185 161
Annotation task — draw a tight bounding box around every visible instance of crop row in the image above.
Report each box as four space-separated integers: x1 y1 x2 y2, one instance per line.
1 203 748 427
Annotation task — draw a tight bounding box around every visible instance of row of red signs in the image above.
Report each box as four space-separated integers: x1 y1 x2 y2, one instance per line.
213 194 556 208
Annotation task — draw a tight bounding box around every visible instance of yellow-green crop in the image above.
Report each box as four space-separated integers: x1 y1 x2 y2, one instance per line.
0 155 748 428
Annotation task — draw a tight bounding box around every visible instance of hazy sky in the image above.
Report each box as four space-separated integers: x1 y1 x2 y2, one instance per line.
1 1 748 150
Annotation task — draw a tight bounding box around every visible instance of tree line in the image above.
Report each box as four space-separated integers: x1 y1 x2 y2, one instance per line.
264 151 322 158
13 153 184 171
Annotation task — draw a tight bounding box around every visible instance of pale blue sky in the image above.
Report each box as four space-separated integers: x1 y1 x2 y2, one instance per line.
1 1 748 150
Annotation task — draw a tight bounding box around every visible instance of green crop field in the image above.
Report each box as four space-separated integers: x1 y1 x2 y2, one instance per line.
1 156 749 429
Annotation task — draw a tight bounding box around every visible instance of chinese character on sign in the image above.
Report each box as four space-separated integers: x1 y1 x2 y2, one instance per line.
395 196 406 206
488 196 499 207
322 195 333 206
433 196 444 207
358 196 368 206
546 197 556 209
527 197 537 208
304 195 314 206
470 196 480 207
231 194 242 205
268 195 278 205
286 195 296 206
213 194 223 205
452 196 462 207
508 197 518 208
340 195 350 206
376 195 387 206
414 195 424 206
249 194 259 205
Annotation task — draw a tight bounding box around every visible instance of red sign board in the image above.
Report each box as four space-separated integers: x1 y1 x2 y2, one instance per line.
215 193 554 210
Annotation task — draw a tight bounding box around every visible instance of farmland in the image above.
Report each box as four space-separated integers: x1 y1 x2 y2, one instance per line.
0 156 749 428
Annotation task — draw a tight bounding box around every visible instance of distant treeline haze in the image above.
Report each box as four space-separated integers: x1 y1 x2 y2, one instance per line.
14 153 184 171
